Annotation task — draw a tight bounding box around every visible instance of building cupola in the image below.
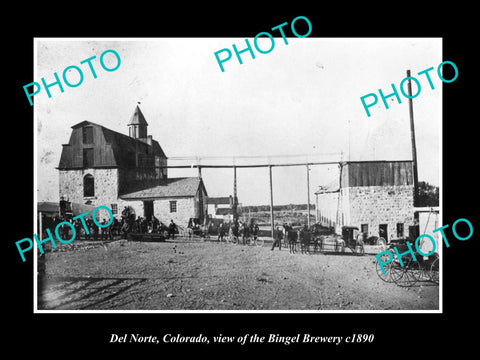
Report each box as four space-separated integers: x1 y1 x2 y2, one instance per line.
128 105 148 139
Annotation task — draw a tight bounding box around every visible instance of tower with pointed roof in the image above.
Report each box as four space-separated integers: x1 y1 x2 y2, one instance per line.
128 105 148 139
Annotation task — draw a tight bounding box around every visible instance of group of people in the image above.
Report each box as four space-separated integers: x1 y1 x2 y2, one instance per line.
217 219 260 244
40 214 118 241
271 223 310 251
120 206 177 239
39 206 179 242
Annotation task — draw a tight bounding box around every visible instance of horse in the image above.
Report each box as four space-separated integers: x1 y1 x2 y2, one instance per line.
299 228 312 254
355 232 366 255
287 229 297 254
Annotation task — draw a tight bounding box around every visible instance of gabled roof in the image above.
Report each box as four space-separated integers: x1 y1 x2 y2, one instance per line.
71 120 102 129
101 125 166 160
128 105 148 126
120 177 207 200
59 120 166 169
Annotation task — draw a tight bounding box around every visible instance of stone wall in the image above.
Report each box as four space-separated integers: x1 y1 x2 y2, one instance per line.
59 168 118 207
59 168 196 227
346 185 415 240
59 168 122 221
153 198 195 228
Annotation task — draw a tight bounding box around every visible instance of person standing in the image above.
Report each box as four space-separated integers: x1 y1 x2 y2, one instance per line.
251 221 259 241
218 222 225 242
169 219 177 240
271 225 283 250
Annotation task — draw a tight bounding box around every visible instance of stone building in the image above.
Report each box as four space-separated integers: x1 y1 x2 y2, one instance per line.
57 106 208 226
315 160 415 242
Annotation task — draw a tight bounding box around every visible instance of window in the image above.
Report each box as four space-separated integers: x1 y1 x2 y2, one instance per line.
361 224 368 235
83 174 94 197
83 126 93 144
170 201 177 213
396 223 404 238
111 203 118 215
83 148 94 168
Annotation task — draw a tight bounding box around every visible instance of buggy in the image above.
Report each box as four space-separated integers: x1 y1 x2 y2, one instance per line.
338 226 365 255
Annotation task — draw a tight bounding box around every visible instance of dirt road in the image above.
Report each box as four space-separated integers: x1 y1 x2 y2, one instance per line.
38 239 439 311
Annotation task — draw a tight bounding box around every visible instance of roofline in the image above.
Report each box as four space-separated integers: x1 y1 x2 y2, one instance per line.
314 189 340 195
340 160 413 165
414 206 440 212
68 120 165 151
119 195 195 201
57 166 120 170
199 177 208 198
71 120 102 129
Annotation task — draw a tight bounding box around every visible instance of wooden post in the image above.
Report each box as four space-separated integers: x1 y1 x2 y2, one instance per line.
38 211 45 275
233 165 238 221
306 164 311 228
407 70 419 207
269 165 274 239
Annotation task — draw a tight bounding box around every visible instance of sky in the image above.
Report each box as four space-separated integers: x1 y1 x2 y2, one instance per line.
35 38 442 206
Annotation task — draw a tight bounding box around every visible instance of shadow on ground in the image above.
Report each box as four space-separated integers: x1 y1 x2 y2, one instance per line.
38 276 147 310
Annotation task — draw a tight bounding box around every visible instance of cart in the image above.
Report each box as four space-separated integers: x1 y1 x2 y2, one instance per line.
338 226 365 255
375 242 439 287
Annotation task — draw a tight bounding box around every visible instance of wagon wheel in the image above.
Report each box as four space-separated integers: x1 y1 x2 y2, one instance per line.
390 258 406 284
428 255 439 284
376 253 393 282
376 237 387 246
393 258 420 287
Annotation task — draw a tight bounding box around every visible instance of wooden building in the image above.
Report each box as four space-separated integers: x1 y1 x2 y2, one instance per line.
57 106 208 226
206 196 233 220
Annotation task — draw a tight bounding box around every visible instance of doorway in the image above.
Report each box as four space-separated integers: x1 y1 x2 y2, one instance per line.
143 200 153 221
379 224 388 241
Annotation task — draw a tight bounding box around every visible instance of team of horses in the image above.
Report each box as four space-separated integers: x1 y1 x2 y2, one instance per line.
283 225 325 254
282 224 363 255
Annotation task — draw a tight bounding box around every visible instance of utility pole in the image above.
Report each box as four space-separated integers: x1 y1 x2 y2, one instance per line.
269 165 274 239
233 165 238 221
306 164 311 228
407 70 419 207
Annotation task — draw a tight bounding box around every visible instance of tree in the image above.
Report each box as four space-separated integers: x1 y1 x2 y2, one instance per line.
417 181 439 207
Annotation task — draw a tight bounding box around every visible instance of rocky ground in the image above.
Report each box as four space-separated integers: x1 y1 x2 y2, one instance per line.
37 238 439 311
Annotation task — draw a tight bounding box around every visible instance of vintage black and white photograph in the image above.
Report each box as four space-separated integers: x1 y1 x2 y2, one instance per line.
34 37 441 312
